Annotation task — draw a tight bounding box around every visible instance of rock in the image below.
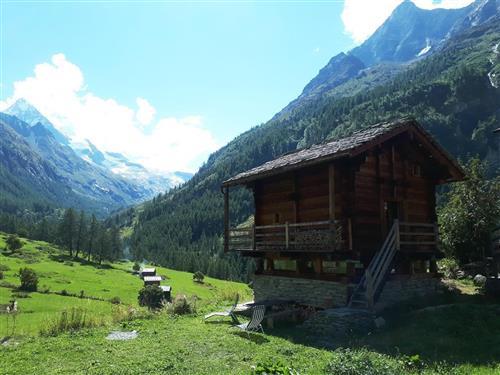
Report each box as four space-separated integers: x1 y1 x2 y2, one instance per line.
106 330 138 340
374 316 386 328
473 274 487 287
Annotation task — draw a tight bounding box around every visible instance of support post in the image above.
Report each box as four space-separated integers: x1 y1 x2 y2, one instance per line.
223 186 229 252
285 221 289 249
328 164 336 251
348 218 353 251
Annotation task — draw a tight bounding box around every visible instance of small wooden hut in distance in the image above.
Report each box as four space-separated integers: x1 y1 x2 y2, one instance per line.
140 268 156 279
222 119 464 309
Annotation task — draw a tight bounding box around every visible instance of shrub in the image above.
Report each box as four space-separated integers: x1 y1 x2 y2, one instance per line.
438 158 500 264
6 234 23 252
325 348 405 375
252 361 299 374
19 267 38 292
40 308 101 336
110 296 121 305
165 294 196 315
0 271 3 280
112 305 145 323
438 258 461 279
0 281 17 289
11 291 31 299
132 262 141 272
0 264 10 272
193 271 205 283
79 290 85 298
64 261 74 267
138 285 164 310
60 289 69 296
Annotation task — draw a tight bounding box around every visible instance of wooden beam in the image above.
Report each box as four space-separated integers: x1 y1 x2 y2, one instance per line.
293 172 298 223
328 164 335 221
391 145 397 198
223 187 229 252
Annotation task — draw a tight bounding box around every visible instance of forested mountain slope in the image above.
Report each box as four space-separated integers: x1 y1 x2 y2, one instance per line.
130 15 500 281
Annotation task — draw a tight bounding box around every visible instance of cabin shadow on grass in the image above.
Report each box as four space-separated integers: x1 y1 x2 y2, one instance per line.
268 290 500 368
232 330 270 344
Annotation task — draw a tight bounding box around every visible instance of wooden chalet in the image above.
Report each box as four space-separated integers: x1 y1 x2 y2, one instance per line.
222 119 465 309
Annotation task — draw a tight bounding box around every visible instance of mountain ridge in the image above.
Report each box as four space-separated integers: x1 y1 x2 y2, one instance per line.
1 100 193 214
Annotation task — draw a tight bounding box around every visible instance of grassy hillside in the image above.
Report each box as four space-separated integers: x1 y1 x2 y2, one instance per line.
0 233 251 336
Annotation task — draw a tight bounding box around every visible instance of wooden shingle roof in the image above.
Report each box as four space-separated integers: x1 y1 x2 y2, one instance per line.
223 118 464 187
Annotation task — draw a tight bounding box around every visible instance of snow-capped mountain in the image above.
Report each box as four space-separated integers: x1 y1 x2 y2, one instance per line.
74 139 189 196
2 99 192 213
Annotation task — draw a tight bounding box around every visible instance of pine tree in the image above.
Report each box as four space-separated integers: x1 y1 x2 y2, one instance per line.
96 227 111 264
59 208 77 257
87 215 98 262
75 211 87 259
109 225 122 261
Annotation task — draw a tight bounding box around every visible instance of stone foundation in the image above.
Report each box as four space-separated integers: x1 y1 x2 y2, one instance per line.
253 274 441 310
253 274 352 308
375 275 441 311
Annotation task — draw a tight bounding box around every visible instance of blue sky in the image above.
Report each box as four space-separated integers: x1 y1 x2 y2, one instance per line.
0 0 474 172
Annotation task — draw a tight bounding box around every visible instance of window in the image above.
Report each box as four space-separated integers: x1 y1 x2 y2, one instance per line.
411 163 422 177
274 213 281 224
273 259 297 272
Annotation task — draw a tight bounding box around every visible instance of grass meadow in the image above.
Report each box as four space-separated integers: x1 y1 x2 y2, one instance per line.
1 233 499 374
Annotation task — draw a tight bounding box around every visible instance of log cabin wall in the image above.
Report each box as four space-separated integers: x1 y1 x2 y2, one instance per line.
255 164 339 226
352 137 437 266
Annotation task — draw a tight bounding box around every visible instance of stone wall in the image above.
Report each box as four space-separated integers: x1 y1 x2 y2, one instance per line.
253 274 441 310
253 274 352 308
375 275 441 311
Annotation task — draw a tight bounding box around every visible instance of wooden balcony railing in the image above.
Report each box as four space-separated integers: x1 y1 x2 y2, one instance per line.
398 221 439 251
229 220 346 252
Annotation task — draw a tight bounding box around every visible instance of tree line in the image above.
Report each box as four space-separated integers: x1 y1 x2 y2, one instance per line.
58 208 122 264
1 207 123 264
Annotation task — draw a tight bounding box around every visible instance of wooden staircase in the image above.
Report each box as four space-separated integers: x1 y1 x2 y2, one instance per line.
348 220 400 310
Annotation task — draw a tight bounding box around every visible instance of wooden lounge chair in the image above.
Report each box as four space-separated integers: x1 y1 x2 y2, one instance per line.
204 294 240 324
233 305 265 335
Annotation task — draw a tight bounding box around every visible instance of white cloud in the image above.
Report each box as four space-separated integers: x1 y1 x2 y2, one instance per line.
341 0 475 44
0 54 219 173
136 97 156 126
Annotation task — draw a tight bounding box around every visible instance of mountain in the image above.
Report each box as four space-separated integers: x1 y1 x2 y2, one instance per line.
0 118 97 214
74 140 188 196
284 0 499 116
1 100 192 215
350 0 473 66
5 98 70 146
127 3 500 281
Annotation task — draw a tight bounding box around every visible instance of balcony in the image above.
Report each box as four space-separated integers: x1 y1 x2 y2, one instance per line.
228 220 348 253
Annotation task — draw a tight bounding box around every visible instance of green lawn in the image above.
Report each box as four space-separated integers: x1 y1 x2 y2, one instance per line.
0 233 251 337
1 308 500 374
1 233 500 374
